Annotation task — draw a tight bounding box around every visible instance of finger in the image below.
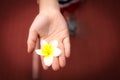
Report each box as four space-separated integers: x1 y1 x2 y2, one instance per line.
63 37 71 58
27 28 38 53
59 52 66 68
40 56 49 70
27 15 45 53
59 42 66 67
52 57 60 71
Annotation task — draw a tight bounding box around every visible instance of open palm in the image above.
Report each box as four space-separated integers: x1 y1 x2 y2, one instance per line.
27 10 70 70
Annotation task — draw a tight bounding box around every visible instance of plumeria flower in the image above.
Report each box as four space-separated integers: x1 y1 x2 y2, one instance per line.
35 39 61 66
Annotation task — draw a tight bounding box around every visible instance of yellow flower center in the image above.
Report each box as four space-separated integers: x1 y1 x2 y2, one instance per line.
41 44 54 58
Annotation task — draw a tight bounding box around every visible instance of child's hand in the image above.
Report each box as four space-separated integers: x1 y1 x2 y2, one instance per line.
27 10 70 71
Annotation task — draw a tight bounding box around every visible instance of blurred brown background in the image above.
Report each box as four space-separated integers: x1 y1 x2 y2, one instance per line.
0 0 120 80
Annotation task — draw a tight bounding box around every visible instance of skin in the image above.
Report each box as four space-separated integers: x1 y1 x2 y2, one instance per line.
27 0 70 71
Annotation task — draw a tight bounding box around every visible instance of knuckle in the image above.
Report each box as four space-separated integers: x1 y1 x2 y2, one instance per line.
29 27 37 33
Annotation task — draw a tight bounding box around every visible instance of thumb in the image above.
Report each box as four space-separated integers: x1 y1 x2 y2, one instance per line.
27 15 41 53
27 28 38 53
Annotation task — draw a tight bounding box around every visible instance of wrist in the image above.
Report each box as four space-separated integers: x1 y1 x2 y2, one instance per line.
39 0 60 13
39 8 62 21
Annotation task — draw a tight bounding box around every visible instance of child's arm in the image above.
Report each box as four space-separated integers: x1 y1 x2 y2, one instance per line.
27 0 70 71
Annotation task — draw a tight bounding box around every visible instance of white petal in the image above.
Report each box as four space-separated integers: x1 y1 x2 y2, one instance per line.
35 49 40 55
51 40 58 48
44 56 53 66
53 48 61 56
35 49 44 56
40 39 48 46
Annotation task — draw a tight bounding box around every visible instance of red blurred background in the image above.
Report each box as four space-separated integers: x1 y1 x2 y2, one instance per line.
0 0 120 80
